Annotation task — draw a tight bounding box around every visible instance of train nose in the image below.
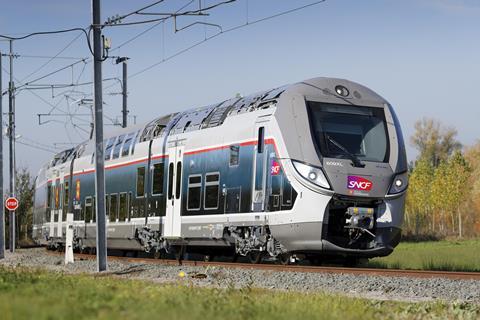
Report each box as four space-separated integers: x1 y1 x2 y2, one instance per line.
322 159 394 198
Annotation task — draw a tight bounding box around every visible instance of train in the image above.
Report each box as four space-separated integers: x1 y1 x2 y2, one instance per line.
32 76 408 264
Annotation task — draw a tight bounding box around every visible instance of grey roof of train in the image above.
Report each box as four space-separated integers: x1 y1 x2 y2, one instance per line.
56 76 384 157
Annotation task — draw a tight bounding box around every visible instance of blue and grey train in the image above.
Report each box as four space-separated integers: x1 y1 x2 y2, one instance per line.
32 77 408 264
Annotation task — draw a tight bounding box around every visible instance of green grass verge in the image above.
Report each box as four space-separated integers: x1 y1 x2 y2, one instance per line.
0 266 478 320
367 239 480 272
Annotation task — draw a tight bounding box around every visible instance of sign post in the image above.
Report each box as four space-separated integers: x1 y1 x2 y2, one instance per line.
5 197 18 252
5 197 18 212
65 213 74 264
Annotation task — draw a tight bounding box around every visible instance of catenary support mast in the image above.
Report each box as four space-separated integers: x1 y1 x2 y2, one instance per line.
92 0 107 272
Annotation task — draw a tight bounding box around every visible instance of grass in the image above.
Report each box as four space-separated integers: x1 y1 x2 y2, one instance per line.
367 239 480 272
0 266 478 320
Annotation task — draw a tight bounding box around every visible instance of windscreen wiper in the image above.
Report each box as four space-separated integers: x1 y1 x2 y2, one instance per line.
326 135 365 168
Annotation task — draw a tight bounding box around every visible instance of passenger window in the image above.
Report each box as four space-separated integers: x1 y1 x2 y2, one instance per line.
130 130 141 155
92 197 97 222
64 181 69 209
136 167 146 198
175 161 182 199
128 192 133 220
282 178 292 206
105 137 116 161
112 135 125 159
119 193 127 221
121 132 135 157
152 163 164 195
85 196 93 222
106 195 111 221
47 185 52 208
257 127 265 153
187 175 202 211
110 194 118 222
204 173 220 210
55 186 60 210
168 163 174 200
229 145 240 166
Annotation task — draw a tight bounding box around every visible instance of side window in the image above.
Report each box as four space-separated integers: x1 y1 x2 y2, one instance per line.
85 196 93 223
92 197 97 222
128 192 133 220
257 127 265 153
204 173 220 210
110 194 118 222
54 185 60 210
47 185 52 209
136 167 146 198
175 161 182 199
282 178 292 206
64 181 69 209
187 175 202 211
112 135 125 160
121 132 135 157
168 163 174 200
105 137 116 161
106 195 111 221
130 130 141 155
119 193 127 221
229 145 240 166
152 163 164 195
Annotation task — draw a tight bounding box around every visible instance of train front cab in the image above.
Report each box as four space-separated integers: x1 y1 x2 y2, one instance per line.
271 79 408 259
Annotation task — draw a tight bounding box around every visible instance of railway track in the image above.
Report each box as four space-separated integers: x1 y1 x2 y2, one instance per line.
48 250 480 281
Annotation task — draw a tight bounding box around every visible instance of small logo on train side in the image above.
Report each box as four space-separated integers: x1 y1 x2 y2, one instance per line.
347 176 373 191
271 160 280 175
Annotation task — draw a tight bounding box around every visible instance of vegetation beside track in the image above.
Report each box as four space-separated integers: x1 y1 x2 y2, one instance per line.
367 239 480 272
0 266 478 320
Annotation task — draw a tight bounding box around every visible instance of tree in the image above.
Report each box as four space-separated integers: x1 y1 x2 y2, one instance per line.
16 168 35 241
431 160 449 234
5 168 35 244
464 141 480 216
445 152 471 237
410 118 462 167
405 158 434 235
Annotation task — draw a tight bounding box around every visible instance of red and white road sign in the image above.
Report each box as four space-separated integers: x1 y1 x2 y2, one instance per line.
5 197 19 211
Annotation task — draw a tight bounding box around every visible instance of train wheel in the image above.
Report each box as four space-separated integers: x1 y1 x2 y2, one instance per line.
343 257 359 267
248 251 263 264
278 253 292 265
203 254 214 262
153 250 165 260
175 246 186 264
308 256 322 266
231 254 239 263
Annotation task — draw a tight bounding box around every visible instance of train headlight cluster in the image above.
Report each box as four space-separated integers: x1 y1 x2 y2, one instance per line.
292 160 330 189
388 172 408 194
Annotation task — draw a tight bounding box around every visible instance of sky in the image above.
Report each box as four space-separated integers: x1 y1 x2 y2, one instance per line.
0 0 479 176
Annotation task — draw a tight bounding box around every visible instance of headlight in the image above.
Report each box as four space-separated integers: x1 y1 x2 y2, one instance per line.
388 172 408 194
292 160 330 189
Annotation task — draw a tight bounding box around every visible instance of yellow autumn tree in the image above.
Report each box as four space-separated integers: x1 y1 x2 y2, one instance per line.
405 158 434 236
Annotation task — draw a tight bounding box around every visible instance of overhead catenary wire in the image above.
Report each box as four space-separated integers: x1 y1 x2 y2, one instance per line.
102 0 235 28
109 0 197 52
126 0 326 80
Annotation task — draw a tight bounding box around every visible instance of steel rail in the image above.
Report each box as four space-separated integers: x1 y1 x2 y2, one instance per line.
46 250 480 281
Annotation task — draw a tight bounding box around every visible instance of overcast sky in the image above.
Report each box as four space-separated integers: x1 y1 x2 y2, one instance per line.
1 0 479 176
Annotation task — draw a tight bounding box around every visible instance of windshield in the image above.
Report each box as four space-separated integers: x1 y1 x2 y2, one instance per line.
307 102 389 162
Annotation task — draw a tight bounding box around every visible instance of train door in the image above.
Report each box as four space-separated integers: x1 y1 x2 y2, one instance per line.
57 174 65 238
251 122 268 212
49 180 57 238
164 142 184 238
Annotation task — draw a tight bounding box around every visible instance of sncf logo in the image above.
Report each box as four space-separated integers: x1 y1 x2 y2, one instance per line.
347 176 373 191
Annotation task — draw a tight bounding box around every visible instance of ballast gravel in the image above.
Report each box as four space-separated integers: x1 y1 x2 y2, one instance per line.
1 248 479 304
